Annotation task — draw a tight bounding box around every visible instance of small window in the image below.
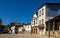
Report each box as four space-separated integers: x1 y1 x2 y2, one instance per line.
42 19 44 24
36 21 37 24
31 22 33 25
34 20 35 25
36 19 37 24
40 10 41 16
42 9 44 15
39 20 41 24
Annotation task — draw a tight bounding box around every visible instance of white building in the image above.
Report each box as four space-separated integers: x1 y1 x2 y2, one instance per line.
10 22 23 34
38 3 60 35
38 5 46 35
18 25 23 33
23 23 31 33
31 10 39 34
11 26 15 34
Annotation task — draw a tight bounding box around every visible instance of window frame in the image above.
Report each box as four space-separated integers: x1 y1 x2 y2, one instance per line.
39 10 41 16
42 19 44 24
42 8 44 15
39 20 41 24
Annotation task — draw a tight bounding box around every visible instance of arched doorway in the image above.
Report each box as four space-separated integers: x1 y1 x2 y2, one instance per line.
36 28 37 34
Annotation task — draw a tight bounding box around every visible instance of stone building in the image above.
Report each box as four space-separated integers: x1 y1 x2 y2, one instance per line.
31 2 60 35
46 15 60 37
38 2 60 35
31 9 39 34
9 22 23 34
23 23 31 33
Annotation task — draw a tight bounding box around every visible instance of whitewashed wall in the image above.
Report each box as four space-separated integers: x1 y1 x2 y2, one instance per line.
18 27 23 32
23 24 31 33
38 5 46 34
11 26 15 34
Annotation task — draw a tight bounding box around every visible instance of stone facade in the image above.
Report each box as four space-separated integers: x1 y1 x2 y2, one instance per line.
9 22 23 34
31 10 39 34
31 3 60 35
38 5 46 35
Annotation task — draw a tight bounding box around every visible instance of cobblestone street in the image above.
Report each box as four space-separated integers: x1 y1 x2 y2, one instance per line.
0 34 59 38
0 34 37 38
0 34 48 38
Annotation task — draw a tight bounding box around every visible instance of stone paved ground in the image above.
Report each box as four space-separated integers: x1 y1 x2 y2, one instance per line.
0 34 38 38
0 34 59 38
0 34 47 38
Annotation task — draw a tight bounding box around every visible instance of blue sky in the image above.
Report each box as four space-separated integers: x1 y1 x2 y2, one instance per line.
0 0 60 25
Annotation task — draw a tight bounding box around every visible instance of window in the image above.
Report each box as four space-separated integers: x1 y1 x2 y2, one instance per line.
31 21 33 25
34 20 35 25
36 19 37 24
36 21 37 24
42 8 44 15
42 19 44 24
39 20 41 24
40 10 41 16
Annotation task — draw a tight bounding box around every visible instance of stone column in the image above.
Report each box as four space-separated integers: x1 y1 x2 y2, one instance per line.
33 28 35 34
33 28 34 34
35 28 37 34
53 21 55 34
59 25 60 32
35 28 36 34
34 28 35 34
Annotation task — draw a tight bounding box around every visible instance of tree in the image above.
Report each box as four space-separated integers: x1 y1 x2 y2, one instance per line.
0 19 2 28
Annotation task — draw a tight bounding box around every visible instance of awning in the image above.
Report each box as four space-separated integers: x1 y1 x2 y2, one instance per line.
38 24 44 29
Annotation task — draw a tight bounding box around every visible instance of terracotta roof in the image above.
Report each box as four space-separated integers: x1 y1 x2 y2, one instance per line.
10 22 20 25
10 22 23 27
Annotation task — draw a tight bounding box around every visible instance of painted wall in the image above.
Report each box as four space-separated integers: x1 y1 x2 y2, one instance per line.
18 27 23 32
38 5 46 25
11 26 15 34
28 25 31 32
31 13 38 27
23 24 31 33
38 5 46 34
